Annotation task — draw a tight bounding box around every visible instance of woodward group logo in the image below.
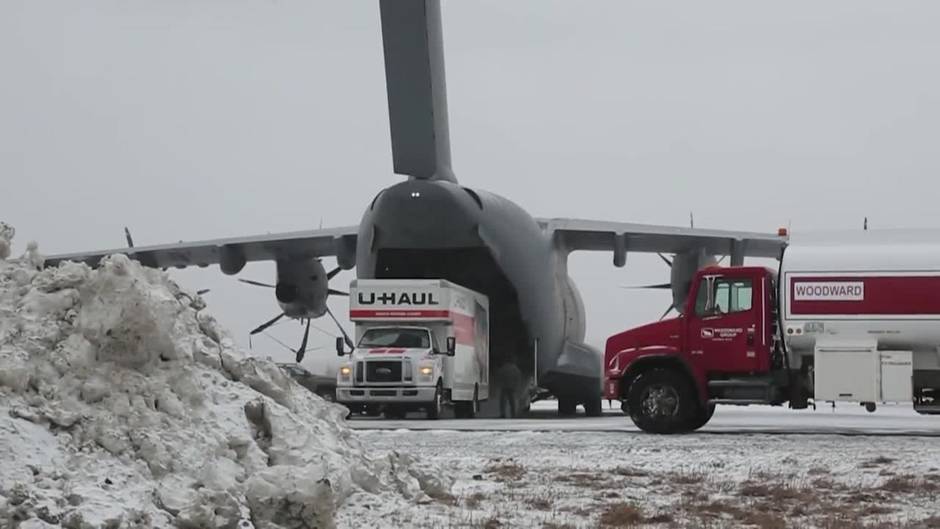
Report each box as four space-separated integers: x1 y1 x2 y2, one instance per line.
793 281 864 301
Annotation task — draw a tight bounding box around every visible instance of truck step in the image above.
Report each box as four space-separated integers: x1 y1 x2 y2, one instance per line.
708 398 772 406
708 379 773 389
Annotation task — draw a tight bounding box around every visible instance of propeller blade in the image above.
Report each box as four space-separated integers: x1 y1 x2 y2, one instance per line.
196 289 210 295
124 227 135 248
659 305 675 321
296 319 311 363
259 331 326 357
328 289 349 297
249 313 286 336
658 253 673 267
327 267 343 280
621 283 672 290
326 305 355 349
239 279 276 288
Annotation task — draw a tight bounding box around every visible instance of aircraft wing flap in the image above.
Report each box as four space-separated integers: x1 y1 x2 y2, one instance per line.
541 218 787 259
43 226 360 270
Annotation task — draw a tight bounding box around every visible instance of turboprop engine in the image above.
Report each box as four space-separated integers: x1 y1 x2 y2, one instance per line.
239 258 353 362
273 259 331 319
628 249 719 319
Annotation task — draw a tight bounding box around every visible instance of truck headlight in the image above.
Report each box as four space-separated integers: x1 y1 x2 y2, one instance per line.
418 365 434 378
339 366 352 380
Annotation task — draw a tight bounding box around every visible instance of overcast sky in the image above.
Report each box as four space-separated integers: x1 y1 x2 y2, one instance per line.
3 1 939 374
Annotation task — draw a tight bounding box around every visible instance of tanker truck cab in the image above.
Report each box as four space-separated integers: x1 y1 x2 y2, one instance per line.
336 279 490 420
606 266 783 434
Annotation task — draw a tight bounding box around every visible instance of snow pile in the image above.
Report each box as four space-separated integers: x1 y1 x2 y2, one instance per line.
0 230 451 529
0 222 14 260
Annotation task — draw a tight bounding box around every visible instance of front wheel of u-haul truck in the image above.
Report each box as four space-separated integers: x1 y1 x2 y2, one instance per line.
426 382 444 420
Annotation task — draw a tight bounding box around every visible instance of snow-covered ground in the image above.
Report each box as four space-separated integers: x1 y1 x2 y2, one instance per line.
350 400 940 436
347 402 940 527
354 423 940 528
0 227 451 529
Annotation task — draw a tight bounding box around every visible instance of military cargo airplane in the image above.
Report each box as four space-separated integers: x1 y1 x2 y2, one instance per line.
45 0 786 416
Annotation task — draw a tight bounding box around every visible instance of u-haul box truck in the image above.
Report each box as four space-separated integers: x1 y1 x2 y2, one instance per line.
335 279 489 419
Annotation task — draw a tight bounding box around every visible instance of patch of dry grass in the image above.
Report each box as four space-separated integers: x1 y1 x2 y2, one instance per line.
557 472 617 490
611 466 650 478
862 456 896 468
428 490 458 506
689 500 748 519
881 475 918 493
670 470 706 485
598 503 644 528
643 513 674 525
737 480 815 503
464 492 486 509
482 518 502 529
483 460 526 482
741 512 788 529
525 496 554 512
541 523 576 529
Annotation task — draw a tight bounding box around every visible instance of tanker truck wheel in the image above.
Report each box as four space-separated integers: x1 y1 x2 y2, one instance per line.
686 403 716 431
626 368 698 434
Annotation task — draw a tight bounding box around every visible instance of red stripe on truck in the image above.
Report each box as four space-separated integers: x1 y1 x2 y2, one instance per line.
452 312 475 346
790 275 940 315
350 309 451 319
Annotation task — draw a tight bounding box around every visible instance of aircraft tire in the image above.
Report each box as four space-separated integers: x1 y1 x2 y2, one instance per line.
558 396 578 416
583 395 603 417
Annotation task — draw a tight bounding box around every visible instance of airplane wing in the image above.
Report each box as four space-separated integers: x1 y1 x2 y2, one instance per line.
540 218 787 266
43 226 360 272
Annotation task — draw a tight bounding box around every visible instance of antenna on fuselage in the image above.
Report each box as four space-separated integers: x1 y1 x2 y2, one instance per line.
124 227 135 248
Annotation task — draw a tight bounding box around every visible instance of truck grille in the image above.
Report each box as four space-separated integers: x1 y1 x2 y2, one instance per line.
365 361 402 383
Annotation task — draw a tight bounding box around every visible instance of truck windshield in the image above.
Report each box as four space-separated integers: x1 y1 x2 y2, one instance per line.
695 277 753 316
358 328 431 349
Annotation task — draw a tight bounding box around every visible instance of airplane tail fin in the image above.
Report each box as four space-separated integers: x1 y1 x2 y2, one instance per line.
379 0 456 183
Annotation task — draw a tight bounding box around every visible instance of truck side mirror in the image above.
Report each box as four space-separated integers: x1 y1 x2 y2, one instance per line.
336 337 346 357
446 336 456 357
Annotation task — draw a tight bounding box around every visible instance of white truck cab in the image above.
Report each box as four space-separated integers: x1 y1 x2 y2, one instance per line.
336 279 489 419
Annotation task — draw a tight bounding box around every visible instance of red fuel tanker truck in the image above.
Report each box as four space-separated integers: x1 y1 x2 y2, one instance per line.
605 231 940 433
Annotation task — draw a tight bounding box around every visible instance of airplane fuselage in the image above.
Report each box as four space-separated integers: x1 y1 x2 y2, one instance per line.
355 179 601 405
